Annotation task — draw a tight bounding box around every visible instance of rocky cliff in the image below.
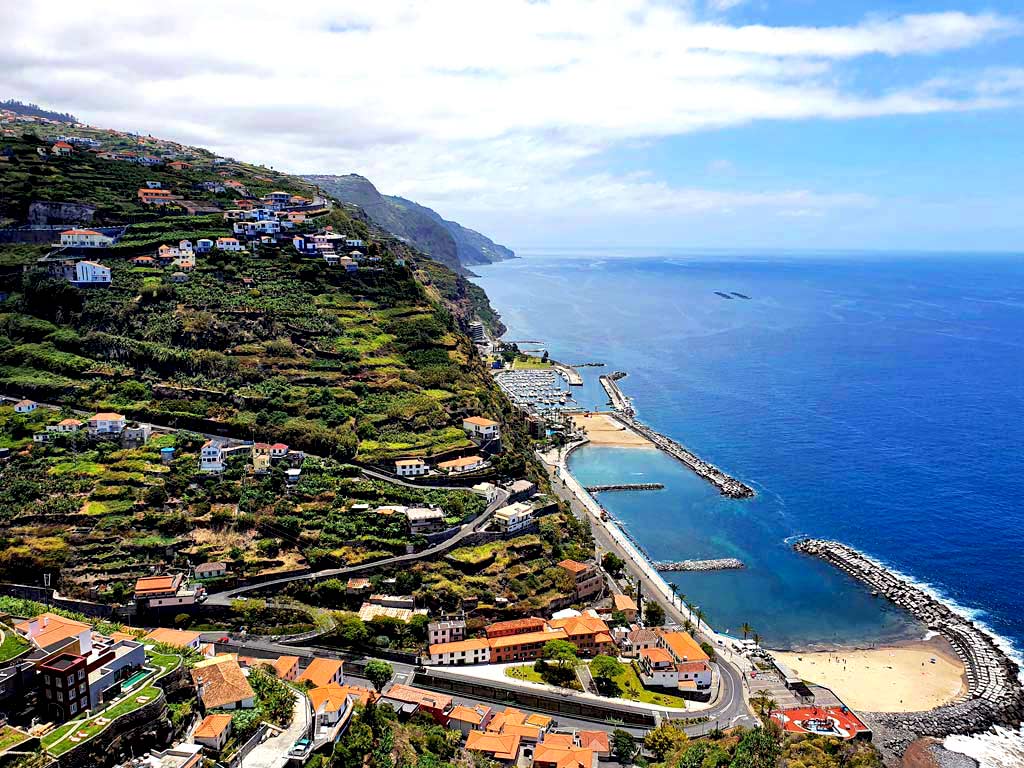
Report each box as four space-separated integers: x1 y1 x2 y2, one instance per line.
304 174 513 271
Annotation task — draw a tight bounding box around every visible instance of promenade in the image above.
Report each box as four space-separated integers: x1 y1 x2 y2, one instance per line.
540 442 757 731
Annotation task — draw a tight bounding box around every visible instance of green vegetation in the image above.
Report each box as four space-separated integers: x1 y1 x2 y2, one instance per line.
0 726 29 752
226 667 294 741
504 664 546 684
593 661 689 709
0 626 30 662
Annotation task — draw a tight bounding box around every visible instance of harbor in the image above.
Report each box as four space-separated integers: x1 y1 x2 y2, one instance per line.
793 539 1024 757
493 368 583 417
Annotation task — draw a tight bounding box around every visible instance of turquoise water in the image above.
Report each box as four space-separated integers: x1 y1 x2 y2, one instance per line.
473 251 1024 651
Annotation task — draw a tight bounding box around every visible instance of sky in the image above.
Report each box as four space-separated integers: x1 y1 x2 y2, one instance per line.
3 0 1024 251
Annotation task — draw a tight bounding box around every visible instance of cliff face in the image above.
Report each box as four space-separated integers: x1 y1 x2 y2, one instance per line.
304 174 513 270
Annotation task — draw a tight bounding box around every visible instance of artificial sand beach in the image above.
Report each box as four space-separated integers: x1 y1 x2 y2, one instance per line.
571 412 653 446
773 636 967 713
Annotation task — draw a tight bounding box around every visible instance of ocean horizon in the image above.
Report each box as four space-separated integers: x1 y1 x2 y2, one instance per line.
473 250 1024 656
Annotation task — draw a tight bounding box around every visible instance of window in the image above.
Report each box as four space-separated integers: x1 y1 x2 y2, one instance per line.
46 689 52 699
67 675 74 686
44 674 51 685
70 701 77 715
56 691 63 702
79 683 86 694
78 670 85 680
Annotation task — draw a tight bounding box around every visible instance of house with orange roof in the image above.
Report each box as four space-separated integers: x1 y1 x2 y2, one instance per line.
436 455 485 474
548 615 614 657
465 731 521 763
59 228 113 248
15 612 92 654
296 657 344 688
394 457 428 478
191 655 254 710
194 713 232 751
132 255 156 266
486 708 551 742
51 140 73 156
462 416 500 441
46 417 83 435
576 731 610 758
446 704 493 736
533 743 596 768
557 560 604 601
379 684 452 723
308 684 357 733
427 638 490 666
637 647 678 688
215 236 242 252
167 160 192 170
13 399 37 414
655 629 713 690
138 188 174 205
611 593 638 622
272 655 299 681
488 628 568 664
144 627 202 650
87 412 125 435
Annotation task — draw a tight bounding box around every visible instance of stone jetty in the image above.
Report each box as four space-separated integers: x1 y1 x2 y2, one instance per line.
655 558 745 572
597 371 755 499
585 483 665 492
794 539 1024 759
600 371 634 414
617 414 755 499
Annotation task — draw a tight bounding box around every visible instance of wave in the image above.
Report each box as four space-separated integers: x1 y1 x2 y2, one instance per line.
945 726 1024 768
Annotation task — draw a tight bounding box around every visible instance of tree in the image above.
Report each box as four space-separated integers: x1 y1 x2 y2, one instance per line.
611 729 636 764
335 613 369 646
752 632 761 648
730 727 781 768
364 659 394 692
543 639 579 669
695 607 706 631
642 600 665 627
643 722 689 761
741 622 753 640
601 552 625 578
669 582 679 607
589 654 624 694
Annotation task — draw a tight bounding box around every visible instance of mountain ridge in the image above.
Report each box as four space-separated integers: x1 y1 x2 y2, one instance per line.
304 173 513 271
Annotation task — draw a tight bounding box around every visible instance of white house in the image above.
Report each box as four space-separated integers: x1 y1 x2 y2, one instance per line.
426 638 491 666
200 440 226 473
436 455 485 474
404 507 446 534
178 239 193 253
123 422 152 445
270 443 289 459
462 416 500 441
196 239 214 253
195 562 227 579
46 418 83 434
345 239 365 248
492 501 534 535
394 458 428 477
72 260 112 286
193 714 232 752
637 648 680 688
13 399 38 414
254 219 280 234
88 412 126 435
215 237 242 252
59 229 114 248
428 616 466 645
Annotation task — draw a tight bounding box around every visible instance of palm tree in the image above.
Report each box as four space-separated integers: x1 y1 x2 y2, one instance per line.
669 583 679 608
694 607 705 632
740 622 753 640
752 689 772 716
752 632 761 648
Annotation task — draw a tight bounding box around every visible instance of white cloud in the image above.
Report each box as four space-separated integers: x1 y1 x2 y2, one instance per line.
1 1 1021 241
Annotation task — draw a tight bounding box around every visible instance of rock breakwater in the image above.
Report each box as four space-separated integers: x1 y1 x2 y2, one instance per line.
585 483 665 492
794 538 1024 759
655 558 745 572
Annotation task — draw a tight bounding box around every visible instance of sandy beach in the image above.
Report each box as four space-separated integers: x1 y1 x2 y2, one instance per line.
571 412 653 447
772 636 967 713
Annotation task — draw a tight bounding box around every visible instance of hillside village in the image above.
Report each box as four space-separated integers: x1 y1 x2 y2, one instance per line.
0 107 885 768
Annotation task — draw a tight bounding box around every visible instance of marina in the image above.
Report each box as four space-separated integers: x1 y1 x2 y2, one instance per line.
493 368 584 416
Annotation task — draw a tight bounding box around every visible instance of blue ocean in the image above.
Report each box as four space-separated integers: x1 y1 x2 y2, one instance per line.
472 251 1024 653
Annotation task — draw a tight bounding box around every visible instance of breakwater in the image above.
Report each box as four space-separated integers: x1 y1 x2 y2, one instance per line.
794 539 1024 757
599 371 634 415
616 414 755 499
585 483 665 492
655 558 745 572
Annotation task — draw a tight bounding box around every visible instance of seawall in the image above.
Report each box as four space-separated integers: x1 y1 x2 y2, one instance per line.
794 539 1024 757
597 372 754 499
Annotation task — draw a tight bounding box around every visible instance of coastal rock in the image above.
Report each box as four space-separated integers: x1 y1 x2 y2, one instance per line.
793 539 1024 762
655 558 745 572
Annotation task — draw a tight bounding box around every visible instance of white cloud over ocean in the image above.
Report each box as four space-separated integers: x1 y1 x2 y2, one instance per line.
1 1 1022 242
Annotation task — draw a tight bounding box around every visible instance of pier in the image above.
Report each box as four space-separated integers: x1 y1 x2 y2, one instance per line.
585 483 664 492
794 539 1024 757
599 371 634 415
553 363 583 386
655 558 745 572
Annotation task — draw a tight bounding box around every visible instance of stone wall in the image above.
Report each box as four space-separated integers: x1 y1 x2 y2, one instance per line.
794 539 1024 758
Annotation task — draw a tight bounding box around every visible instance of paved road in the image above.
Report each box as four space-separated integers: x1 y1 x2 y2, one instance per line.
543 451 757 733
206 487 510 605
239 690 310 768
